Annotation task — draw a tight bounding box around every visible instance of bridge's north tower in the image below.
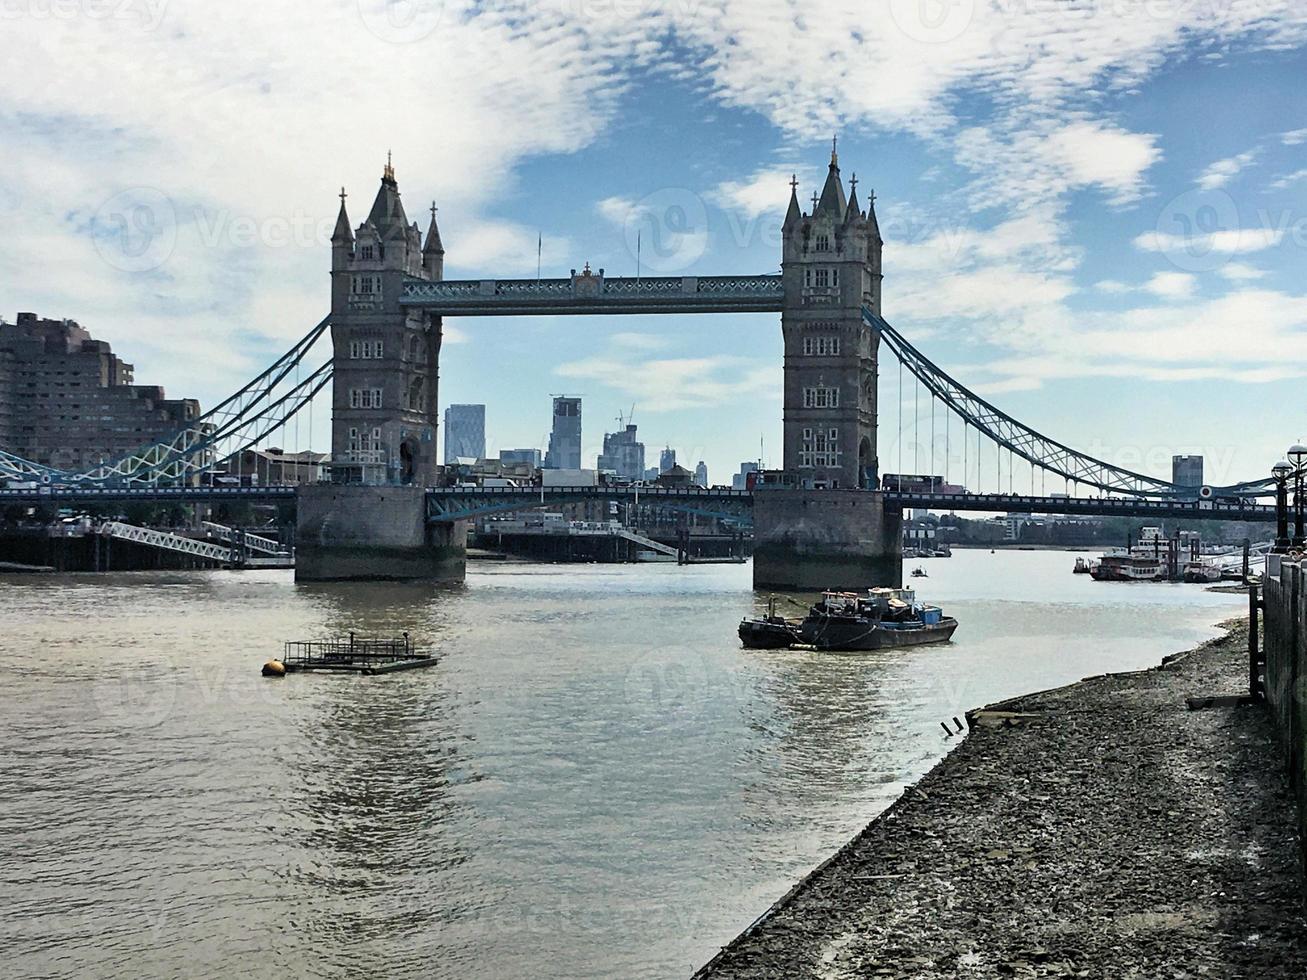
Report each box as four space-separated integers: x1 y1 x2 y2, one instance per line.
297 159 466 582
781 142 882 490
328 159 443 486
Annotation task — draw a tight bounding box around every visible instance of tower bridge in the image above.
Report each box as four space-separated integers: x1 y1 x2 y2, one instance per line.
0 147 1280 587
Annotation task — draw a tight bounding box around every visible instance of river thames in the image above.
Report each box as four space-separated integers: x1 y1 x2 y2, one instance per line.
1 550 1243 979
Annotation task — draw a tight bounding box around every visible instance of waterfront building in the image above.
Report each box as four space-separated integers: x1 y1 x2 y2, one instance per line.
643 466 659 482
499 448 542 467
0 312 200 473
544 396 582 469
694 460 708 487
659 446 677 474
732 461 759 490
1172 454 1204 488
443 403 486 463
218 448 329 486
597 424 645 481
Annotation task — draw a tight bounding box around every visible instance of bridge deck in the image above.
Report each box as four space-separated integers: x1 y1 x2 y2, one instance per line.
0 484 1275 523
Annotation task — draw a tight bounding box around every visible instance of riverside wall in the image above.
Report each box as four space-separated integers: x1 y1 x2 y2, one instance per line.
1263 556 1307 872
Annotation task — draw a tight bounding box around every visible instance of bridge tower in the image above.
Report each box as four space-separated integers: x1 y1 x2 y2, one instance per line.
754 144 900 590
780 140 882 490
296 159 467 582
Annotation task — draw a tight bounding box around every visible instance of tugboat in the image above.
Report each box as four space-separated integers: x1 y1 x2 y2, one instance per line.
798 588 957 651
1073 557 1093 574
911 566 928 578
738 597 802 649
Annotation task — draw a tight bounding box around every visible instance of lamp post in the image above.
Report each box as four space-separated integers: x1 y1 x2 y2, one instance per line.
1272 459 1292 553
1289 444 1307 549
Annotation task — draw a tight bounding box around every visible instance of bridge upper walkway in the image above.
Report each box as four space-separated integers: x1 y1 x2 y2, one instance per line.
400 274 786 316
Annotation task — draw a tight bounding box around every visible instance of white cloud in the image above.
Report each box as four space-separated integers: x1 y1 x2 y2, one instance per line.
1196 149 1259 190
1133 226 1285 256
1144 272 1195 299
1095 280 1133 294
597 196 639 227
557 354 777 412
1217 262 1266 282
715 167 810 220
1283 129 1307 146
1271 168 1307 190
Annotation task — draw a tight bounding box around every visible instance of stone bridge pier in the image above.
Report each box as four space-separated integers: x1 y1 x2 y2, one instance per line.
752 489 902 591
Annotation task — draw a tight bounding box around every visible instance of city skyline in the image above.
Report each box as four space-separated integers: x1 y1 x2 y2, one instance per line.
3 6 1306 486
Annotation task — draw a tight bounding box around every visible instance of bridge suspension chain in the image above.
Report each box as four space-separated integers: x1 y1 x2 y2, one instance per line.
867 309 1271 499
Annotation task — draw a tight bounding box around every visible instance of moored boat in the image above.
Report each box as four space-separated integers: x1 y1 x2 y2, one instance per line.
738 597 801 649
797 588 957 652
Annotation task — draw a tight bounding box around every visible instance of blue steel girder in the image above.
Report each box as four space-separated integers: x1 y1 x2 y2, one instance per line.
401 274 785 316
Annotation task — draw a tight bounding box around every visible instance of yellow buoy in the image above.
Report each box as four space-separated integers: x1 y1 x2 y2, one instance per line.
261 659 286 677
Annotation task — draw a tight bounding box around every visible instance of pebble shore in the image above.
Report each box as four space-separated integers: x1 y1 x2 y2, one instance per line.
695 622 1307 979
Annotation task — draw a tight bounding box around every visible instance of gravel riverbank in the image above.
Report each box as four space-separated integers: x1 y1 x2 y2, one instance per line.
695 621 1307 979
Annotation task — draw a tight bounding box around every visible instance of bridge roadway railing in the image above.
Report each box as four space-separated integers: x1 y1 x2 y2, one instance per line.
1 484 1274 523
881 490 1276 522
0 485 298 505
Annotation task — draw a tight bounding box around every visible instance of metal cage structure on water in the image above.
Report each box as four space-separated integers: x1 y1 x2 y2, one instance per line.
0 316 333 487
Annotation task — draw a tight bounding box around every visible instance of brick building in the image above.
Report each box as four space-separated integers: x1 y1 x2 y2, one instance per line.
0 312 201 473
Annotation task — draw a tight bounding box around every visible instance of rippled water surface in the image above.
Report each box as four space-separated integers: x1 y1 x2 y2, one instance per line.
1 550 1243 979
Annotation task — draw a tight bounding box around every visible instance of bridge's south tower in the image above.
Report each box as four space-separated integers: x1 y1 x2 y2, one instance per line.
297 159 466 582
754 144 899 591
781 143 882 489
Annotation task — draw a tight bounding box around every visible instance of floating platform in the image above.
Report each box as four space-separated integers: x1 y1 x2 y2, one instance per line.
273 633 437 676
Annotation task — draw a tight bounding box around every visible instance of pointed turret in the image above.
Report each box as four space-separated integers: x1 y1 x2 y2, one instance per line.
367 151 410 243
844 173 862 226
866 187 882 242
332 187 353 244
784 174 802 229
423 203 444 278
815 136 846 216
423 203 444 255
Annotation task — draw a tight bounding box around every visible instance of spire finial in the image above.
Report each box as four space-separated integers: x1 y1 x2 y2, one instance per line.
339 186 347 204
850 172 858 194
811 191 819 210
430 201 438 220
790 173 798 191
383 150 395 182
831 135 838 165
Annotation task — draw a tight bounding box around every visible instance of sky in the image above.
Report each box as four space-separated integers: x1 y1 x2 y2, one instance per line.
3 0 1307 490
